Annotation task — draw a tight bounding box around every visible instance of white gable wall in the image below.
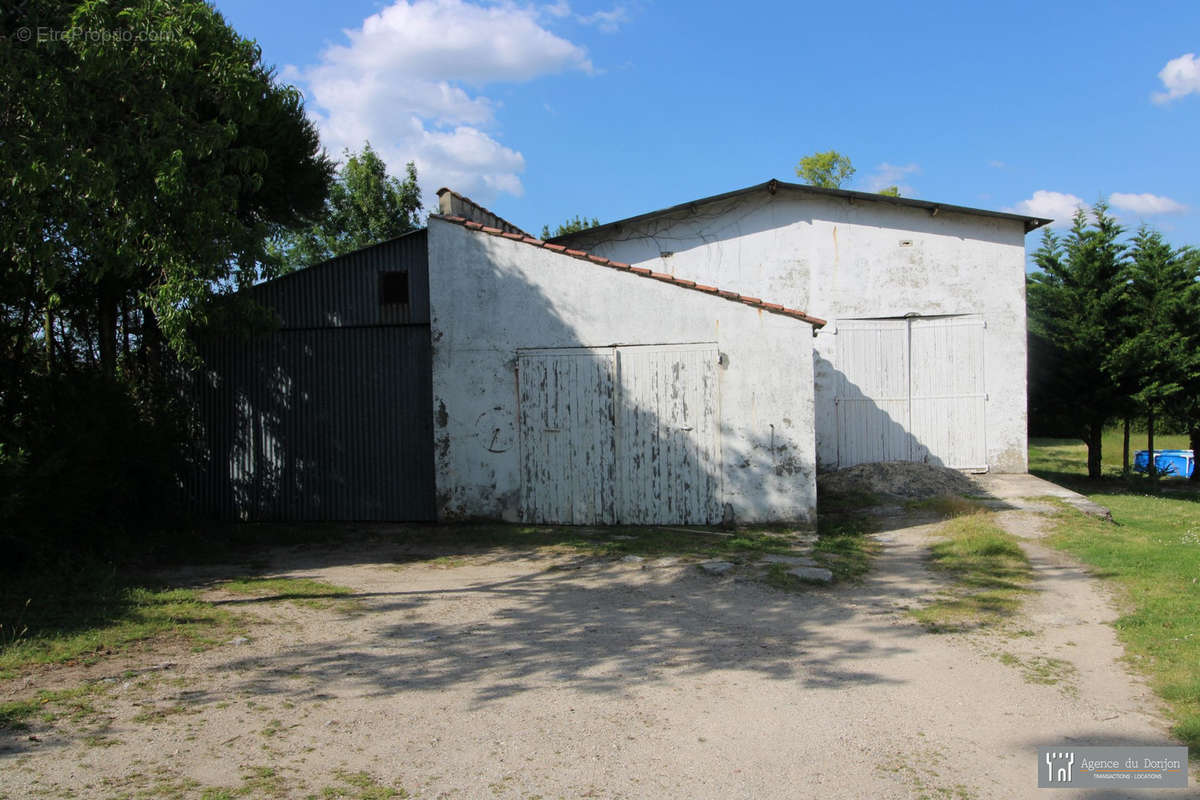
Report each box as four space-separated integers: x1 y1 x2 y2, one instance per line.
426 218 818 524
564 190 1030 473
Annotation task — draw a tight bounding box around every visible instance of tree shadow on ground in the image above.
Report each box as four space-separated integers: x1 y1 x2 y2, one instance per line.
185 535 953 711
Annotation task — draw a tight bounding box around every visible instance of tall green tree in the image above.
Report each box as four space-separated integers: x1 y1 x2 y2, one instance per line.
271 143 422 271
541 214 600 240
1104 228 1199 481
1027 204 1128 479
795 150 855 189
0 0 333 552
1 0 333 374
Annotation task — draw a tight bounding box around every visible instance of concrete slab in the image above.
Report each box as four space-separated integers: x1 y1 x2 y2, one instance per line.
969 473 1112 520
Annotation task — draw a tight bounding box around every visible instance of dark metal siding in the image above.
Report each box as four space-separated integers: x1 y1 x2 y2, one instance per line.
190 231 434 521
253 230 430 328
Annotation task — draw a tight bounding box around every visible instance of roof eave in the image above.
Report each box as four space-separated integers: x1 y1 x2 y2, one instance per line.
550 179 1052 243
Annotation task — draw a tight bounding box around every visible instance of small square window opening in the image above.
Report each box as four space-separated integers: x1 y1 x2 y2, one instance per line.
379 271 409 305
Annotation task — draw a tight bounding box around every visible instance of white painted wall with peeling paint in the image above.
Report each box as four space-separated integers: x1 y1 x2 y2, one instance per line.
426 218 818 525
562 190 1031 473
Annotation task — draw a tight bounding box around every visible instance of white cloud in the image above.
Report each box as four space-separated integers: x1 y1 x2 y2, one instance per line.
1108 192 1187 215
542 0 572 18
987 160 1006 169
1152 53 1200 104
864 162 920 196
1007 190 1088 226
578 6 629 32
293 0 594 203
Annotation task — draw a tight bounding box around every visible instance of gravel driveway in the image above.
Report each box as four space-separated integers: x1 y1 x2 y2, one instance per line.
1 489 1193 798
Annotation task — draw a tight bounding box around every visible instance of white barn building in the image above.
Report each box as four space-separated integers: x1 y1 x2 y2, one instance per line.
554 179 1049 476
428 190 824 526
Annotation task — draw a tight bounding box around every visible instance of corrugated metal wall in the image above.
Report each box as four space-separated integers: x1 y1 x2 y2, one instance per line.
254 230 430 327
190 231 435 521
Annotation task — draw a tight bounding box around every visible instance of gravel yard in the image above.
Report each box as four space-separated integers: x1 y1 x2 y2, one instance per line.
1 478 1193 798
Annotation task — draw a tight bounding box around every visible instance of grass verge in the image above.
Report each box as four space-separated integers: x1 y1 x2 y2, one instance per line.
905 495 990 518
1042 496 1200 749
218 577 357 610
0 682 113 731
0 569 237 679
911 512 1033 632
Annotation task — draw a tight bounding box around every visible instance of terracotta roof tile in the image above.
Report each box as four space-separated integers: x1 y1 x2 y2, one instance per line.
435 188 531 238
430 214 826 327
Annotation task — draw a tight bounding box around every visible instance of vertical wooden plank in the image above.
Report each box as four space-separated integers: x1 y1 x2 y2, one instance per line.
517 349 616 523
909 316 987 470
615 344 720 525
835 320 910 468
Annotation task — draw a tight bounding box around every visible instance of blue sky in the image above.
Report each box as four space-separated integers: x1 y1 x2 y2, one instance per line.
215 0 1200 249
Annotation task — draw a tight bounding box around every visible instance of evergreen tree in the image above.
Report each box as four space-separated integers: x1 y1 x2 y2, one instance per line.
1027 204 1128 478
1104 228 1199 481
541 215 600 240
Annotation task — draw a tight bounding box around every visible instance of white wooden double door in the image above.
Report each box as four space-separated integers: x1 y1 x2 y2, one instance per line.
834 316 987 471
518 344 721 525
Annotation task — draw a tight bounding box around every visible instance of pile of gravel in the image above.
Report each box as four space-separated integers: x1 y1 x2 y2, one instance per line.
817 461 977 500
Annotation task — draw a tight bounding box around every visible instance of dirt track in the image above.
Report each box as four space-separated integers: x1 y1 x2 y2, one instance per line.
1 493 1192 798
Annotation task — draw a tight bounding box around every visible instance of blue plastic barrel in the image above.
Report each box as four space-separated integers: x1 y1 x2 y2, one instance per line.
1133 449 1195 478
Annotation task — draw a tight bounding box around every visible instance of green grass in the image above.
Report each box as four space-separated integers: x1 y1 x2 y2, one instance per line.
905 496 990 518
1040 494 1200 748
1030 434 1200 749
813 514 877 582
818 487 886 513
0 683 112 731
995 651 1078 692
1030 429 1193 488
317 770 408 800
911 512 1034 632
219 577 357 610
0 571 237 678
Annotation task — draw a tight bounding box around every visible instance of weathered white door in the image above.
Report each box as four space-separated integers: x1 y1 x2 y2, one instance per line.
517 344 721 525
834 316 986 470
834 319 912 469
517 348 617 524
909 316 987 470
615 344 721 525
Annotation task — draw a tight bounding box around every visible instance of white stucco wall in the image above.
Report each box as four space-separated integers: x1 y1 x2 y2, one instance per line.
564 190 1031 473
426 217 817 524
